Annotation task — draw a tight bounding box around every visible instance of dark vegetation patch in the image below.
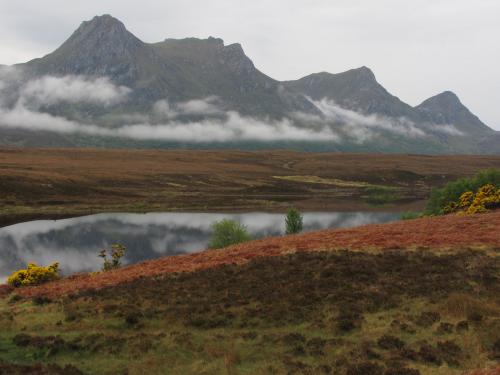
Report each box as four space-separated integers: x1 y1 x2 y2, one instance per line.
0 359 85 375
81 249 499 330
377 335 405 350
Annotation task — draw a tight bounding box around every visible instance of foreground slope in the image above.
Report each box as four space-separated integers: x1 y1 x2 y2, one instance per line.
0 212 499 374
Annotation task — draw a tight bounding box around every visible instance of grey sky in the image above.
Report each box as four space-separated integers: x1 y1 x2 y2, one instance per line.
1 0 499 130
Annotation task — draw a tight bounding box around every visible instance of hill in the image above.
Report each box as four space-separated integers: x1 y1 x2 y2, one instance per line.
0 14 498 153
0 211 499 374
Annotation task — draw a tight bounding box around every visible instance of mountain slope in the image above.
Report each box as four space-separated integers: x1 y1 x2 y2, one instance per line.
284 70 497 153
415 91 493 135
151 37 317 116
284 67 420 120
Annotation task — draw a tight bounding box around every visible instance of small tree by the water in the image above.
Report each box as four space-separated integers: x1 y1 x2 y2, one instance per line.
99 243 126 271
208 219 251 249
285 207 303 235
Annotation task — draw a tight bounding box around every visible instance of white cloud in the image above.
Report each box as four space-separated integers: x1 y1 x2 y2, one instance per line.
152 96 223 120
117 111 339 142
431 124 464 136
0 96 340 143
20 75 130 107
152 99 176 119
0 104 108 135
309 98 426 142
176 96 223 116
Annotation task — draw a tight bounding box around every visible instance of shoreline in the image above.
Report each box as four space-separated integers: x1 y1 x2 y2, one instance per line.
0 199 423 228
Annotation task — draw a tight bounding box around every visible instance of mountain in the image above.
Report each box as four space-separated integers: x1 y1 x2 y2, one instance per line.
0 14 498 154
284 68 496 153
415 91 493 134
284 67 419 120
26 14 146 81
23 15 315 118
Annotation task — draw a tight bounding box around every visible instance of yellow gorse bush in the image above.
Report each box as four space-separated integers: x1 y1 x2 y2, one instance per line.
7 262 60 287
446 184 500 215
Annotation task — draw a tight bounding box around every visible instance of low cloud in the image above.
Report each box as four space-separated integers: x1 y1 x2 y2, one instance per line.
0 72 464 144
152 96 223 119
0 104 101 134
20 75 130 107
431 124 464 136
116 111 339 142
308 98 426 142
0 101 339 143
175 96 223 116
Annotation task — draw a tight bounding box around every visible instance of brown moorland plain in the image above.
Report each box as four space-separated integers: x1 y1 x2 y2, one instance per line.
14 209 500 299
1 148 500 225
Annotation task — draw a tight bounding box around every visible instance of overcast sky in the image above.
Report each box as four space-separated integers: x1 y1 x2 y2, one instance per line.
1 0 499 130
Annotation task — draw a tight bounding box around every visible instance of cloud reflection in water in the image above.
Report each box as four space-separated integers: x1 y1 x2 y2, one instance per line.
0 211 400 282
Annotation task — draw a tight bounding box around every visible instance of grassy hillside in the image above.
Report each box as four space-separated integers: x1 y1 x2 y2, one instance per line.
0 211 499 374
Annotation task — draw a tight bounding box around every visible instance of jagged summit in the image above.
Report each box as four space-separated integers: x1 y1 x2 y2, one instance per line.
342 66 377 82
79 14 127 32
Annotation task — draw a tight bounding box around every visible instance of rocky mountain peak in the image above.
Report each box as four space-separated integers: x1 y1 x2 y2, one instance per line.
417 91 466 115
219 43 256 75
28 14 146 82
61 14 143 53
416 91 492 133
349 66 376 80
81 14 126 31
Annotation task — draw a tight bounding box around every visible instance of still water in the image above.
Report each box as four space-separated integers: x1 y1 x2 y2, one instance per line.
0 211 400 282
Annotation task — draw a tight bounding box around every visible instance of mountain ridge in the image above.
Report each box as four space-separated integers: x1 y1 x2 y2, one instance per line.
0 14 498 154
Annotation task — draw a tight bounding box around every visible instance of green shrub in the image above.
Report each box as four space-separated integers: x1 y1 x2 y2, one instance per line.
99 244 126 271
208 219 251 249
425 168 500 215
401 211 421 220
364 186 396 205
7 263 60 288
285 207 303 235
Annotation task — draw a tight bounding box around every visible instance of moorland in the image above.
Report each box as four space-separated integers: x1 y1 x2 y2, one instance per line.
1 148 500 226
